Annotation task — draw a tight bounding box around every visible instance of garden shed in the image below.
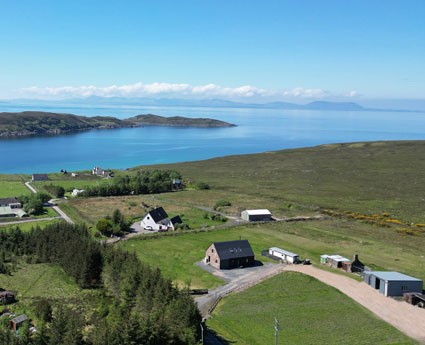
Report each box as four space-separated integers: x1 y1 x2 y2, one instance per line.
364 271 423 297
321 254 351 268
241 209 272 221
268 247 299 263
10 314 28 331
205 240 255 269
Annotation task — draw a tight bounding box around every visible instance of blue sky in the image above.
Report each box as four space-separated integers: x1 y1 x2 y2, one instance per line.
0 0 424 102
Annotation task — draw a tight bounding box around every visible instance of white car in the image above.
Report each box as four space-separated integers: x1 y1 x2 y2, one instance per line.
144 226 153 231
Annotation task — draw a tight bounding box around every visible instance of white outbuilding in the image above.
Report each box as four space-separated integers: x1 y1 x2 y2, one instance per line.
268 247 299 263
241 209 272 222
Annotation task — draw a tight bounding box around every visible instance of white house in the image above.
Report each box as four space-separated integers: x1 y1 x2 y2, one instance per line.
140 207 182 231
268 247 299 263
241 209 272 221
0 198 22 209
92 166 112 178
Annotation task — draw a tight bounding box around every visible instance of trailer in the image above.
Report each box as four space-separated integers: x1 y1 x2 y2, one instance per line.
403 292 425 308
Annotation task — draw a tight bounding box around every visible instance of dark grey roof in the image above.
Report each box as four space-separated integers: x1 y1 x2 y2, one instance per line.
213 240 254 260
148 207 169 223
0 198 19 205
11 314 28 324
170 215 182 225
32 174 48 180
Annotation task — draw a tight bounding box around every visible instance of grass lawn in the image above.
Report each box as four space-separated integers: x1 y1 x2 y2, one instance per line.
120 218 425 289
0 220 60 232
0 181 31 198
0 263 82 300
207 272 416 345
32 172 111 194
0 263 98 326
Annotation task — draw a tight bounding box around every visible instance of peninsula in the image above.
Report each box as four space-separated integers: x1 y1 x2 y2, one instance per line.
0 111 235 138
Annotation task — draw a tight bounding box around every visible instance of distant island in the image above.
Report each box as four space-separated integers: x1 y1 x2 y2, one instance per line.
0 111 235 138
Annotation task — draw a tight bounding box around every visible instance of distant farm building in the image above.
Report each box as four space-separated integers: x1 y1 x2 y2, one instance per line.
32 174 48 182
0 291 16 305
268 247 299 263
92 166 112 178
0 198 21 209
241 209 272 222
140 207 182 231
205 240 255 270
9 314 28 331
363 271 423 297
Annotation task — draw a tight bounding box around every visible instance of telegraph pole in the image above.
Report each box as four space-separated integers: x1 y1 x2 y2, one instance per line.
274 317 280 345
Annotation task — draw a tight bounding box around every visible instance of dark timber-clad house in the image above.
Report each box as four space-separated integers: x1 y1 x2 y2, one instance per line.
205 240 255 269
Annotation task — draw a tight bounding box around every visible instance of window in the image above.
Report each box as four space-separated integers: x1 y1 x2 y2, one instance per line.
401 285 408 291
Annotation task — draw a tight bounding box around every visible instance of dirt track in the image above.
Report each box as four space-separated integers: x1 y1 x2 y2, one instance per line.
286 265 425 344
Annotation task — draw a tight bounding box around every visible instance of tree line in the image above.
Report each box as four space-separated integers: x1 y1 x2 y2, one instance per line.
82 170 182 197
0 222 201 344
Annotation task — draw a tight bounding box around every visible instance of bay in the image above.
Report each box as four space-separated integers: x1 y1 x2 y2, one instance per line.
0 103 424 173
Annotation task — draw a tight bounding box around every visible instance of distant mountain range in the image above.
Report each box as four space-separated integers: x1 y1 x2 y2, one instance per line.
3 96 423 112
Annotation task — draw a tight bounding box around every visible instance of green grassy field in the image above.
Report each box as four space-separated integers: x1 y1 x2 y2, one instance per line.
137 141 425 223
120 217 425 289
61 193 227 228
0 220 59 232
207 272 416 345
0 181 31 198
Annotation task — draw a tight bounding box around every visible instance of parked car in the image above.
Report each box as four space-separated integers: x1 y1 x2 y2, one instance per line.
144 226 153 231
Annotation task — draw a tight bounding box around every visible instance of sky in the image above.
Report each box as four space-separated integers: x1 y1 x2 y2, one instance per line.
0 0 424 103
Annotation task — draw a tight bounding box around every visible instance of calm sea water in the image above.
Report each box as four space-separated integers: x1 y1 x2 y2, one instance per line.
0 103 424 173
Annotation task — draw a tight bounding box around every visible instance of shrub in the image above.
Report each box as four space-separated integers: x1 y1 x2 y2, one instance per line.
196 182 210 190
214 200 231 210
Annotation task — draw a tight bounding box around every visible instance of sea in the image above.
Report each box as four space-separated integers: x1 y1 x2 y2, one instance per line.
0 103 424 174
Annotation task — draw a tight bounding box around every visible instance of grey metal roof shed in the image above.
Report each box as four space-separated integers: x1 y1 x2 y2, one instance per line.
364 271 423 297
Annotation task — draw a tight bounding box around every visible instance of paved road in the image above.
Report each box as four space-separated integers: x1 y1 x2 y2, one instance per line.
24 181 37 193
52 205 74 224
286 265 425 343
23 180 75 225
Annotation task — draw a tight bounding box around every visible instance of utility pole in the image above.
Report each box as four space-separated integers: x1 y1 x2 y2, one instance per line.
274 317 280 345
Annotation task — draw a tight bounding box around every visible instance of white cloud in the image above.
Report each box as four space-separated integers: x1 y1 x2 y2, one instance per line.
19 82 355 101
282 87 328 99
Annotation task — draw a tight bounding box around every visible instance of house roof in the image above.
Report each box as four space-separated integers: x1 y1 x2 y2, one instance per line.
32 174 48 180
0 198 19 205
269 247 298 257
370 271 422 282
148 207 169 223
0 291 15 297
325 254 351 262
10 314 28 324
170 215 182 225
213 240 254 260
243 209 272 216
